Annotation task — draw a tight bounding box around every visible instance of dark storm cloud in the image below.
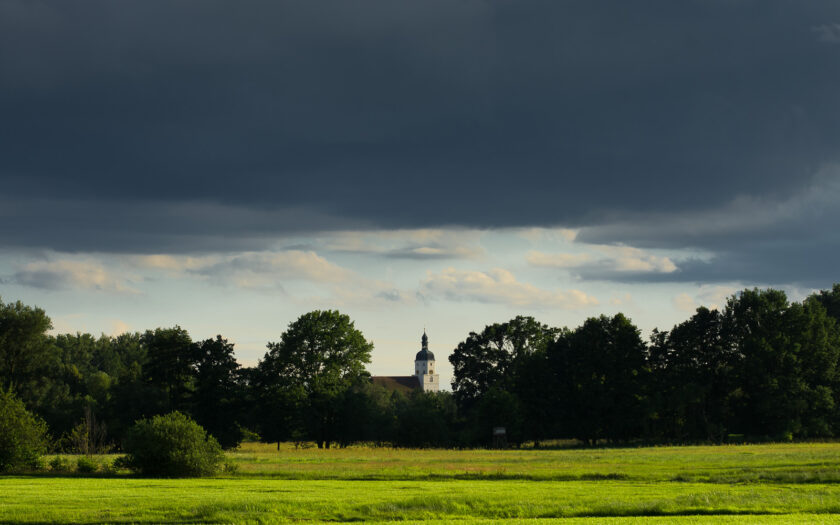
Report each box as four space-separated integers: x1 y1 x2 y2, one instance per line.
2 0 840 284
576 244 840 289
572 169 840 285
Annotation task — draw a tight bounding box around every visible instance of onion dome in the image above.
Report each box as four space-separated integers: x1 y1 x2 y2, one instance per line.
415 330 435 361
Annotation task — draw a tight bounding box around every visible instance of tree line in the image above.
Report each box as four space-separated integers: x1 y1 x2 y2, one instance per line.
1 284 840 450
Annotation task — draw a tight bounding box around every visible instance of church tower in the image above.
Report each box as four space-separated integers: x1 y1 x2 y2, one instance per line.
414 330 439 393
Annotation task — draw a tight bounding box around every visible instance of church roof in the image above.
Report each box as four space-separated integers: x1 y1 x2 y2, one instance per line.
415 349 435 361
371 375 421 393
415 330 435 361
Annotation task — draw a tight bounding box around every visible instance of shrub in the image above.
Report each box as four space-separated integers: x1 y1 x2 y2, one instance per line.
49 456 71 472
122 411 224 477
222 460 239 475
99 458 117 475
30 457 47 471
0 390 49 472
76 456 99 473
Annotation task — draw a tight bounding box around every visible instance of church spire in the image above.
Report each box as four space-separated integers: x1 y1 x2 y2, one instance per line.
416 329 435 361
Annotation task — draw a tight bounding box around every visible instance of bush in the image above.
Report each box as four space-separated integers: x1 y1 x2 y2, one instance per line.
0 390 49 472
122 411 224 477
76 456 99 473
49 456 71 472
99 457 118 475
112 455 130 471
222 460 239 475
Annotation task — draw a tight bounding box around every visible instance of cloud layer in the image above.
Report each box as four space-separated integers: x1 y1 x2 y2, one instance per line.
12 260 138 294
421 267 598 309
527 245 678 280
2 1 840 287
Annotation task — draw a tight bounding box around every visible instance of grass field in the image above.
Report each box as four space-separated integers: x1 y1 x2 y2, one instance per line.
2 443 840 523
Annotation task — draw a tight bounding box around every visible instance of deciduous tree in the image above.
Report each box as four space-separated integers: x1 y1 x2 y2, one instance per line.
259 310 372 448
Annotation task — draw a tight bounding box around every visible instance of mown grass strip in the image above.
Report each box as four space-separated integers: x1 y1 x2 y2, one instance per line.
3 478 840 523
221 442 840 484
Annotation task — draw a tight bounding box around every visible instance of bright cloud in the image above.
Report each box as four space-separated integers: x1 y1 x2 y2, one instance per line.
133 254 211 273
526 251 593 268
672 293 697 313
595 245 678 273
421 267 599 309
133 250 353 289
527 245 677 276
109 319 131 335
13 260 139 294
672 285 740 314
697 285 739 310
196 251 353 289
325 229 484 260
132 249 417 305
610 293 634 307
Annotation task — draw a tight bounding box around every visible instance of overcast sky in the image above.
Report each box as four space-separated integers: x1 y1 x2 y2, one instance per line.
2 0 839 386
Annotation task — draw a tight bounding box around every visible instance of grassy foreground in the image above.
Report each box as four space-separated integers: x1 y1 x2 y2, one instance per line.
2 443 840 523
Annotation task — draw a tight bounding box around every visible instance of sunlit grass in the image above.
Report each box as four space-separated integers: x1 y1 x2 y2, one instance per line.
3 442 840 523
225 441 840 484
3 477 840 523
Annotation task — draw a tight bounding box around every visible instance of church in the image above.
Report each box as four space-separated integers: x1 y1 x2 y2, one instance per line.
371 331 440 393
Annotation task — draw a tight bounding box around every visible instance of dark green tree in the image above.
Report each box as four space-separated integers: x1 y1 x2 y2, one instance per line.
393 391 458 448
47 333 101 438
513 343 561 446
0 299 58 409
140 326 196 412
0 390 50 472
723 289 840 439
812 283 840 322
193 336 243 449
550 314 651 445
333 382 397 447
473 387 524 446
786 297 840 437
260 310 372 448
449 316 559 410
101 332 166 443
648 307 736 442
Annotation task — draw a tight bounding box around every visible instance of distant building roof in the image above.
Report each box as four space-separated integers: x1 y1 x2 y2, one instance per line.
371 375 421 393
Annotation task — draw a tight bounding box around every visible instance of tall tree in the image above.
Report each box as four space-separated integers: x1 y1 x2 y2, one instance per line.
0 298 68 433
450 316 559 446
449 316 559 410
193 335 243 449
550 314 651 444
392 391 458 448
47 333 100 437
723 288 795 438
100 332 164 443
786 297 840 437
812 283 840 323
140 326 196 412
648 307 736 442
723 289 840 439
0 299 55 398
259 310 372 448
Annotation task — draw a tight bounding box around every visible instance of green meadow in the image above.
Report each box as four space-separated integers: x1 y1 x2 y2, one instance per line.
3 443 840 523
